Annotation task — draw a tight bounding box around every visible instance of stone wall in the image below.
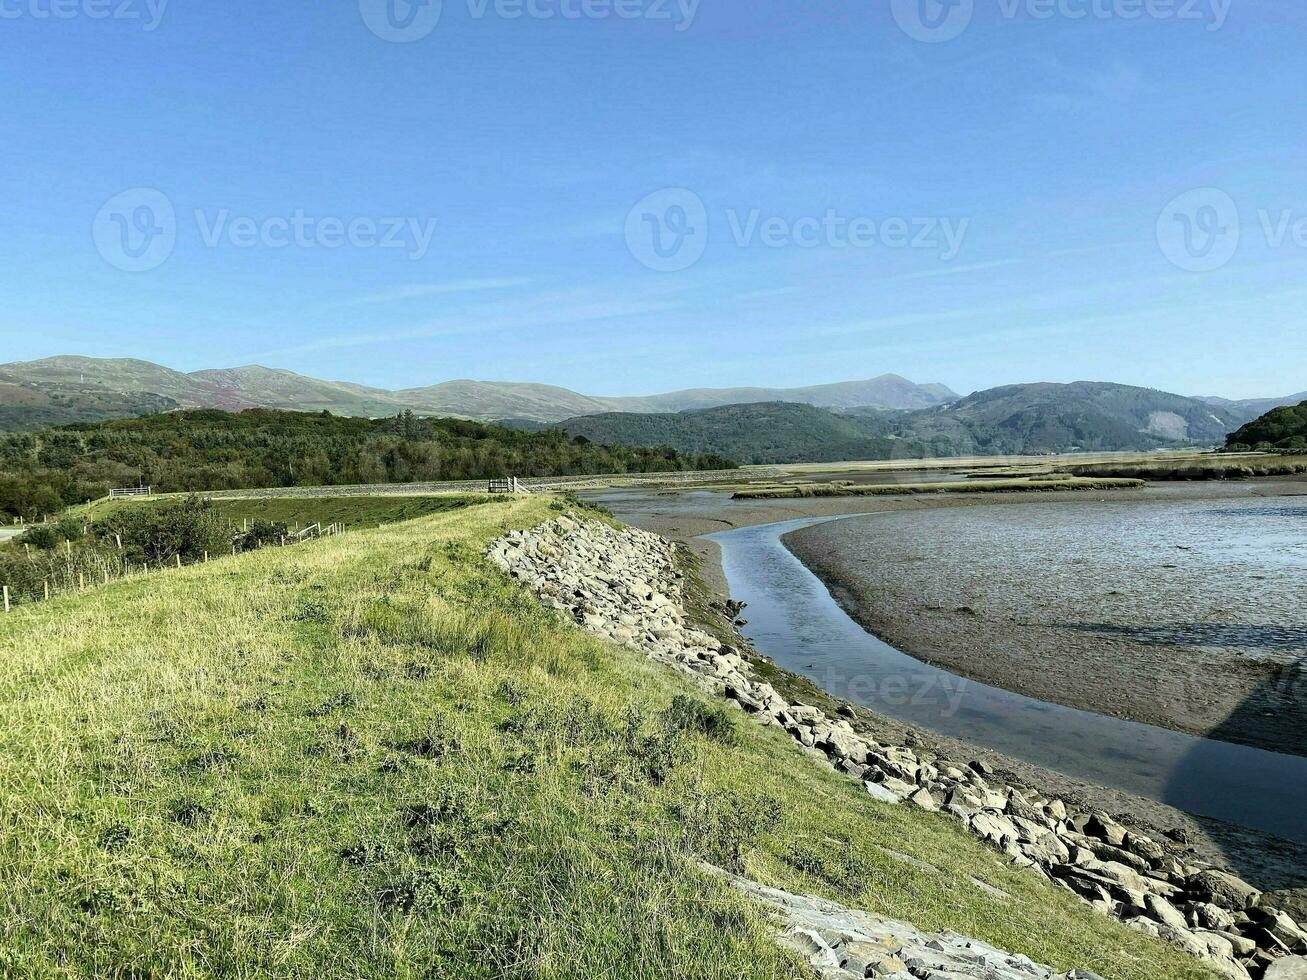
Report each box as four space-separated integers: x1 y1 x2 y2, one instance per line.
488 517 1307 980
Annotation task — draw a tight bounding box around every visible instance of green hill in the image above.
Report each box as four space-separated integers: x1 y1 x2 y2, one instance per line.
552 384 1245 464
0 374 178 430
0 496 1214 978
558 402 917 465
1226 399 1307 450
0 409 733 520
923 381 1240 453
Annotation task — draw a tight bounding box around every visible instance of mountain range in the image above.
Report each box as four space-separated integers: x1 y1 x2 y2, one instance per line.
0 356 959 430
551 382 1252 464
0 356 1299 461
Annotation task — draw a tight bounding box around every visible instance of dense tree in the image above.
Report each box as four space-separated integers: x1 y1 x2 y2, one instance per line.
0 409 735 520
1226 400 1307 451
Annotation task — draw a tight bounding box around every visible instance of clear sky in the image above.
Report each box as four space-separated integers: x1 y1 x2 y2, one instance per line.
1 0 1304 398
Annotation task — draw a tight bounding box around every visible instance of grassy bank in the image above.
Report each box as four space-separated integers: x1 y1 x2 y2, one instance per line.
733 476 1146 499
0 497 1212 978
1068 454 1307 481
75 492 494 531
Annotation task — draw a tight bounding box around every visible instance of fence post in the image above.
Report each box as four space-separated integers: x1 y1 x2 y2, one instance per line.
103 569 109 586
44 580 50 602
203 551 209 563
176 554 182 569
3 586 9 613
79 573 85 591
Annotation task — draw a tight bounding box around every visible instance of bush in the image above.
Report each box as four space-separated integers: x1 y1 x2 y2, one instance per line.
235 520 288 551
92 496 232 564
18 518 84 551
661 694 737 745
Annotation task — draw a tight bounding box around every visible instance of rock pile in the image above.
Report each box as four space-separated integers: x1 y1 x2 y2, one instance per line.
709 864 1106 980
489 517 1307 980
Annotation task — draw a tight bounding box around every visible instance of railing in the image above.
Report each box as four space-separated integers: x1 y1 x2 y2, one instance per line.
109 486 153 498
487 478 529 494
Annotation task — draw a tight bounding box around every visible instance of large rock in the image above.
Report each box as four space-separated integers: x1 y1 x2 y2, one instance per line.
1187 870 1262 911
1265 957 1307 980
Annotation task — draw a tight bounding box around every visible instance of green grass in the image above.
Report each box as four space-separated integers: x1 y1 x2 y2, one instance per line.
75 493 501 531
733 477 1146 498
0 498 1214 979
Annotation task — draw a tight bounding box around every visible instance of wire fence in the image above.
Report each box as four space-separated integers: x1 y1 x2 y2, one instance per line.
1 522 344 614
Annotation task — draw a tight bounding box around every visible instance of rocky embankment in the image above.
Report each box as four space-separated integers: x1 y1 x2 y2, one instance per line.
488 517 1307 980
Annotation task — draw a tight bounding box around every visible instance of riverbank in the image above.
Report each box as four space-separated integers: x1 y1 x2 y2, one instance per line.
783 491 1307 759
586 479 1307 897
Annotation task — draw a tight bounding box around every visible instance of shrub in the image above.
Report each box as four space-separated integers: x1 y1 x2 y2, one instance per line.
660 694 737 745
18 518 84 551
92 496 232 563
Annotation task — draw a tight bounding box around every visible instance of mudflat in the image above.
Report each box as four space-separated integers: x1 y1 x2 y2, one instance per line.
783 485 1307 760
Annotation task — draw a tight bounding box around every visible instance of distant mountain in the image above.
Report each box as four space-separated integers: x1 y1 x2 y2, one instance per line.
600 374 958 414
392 380 615 421
1196 391 1307 425
1226 399 1307 450
0 371 179 431
0 356 958 430
552 382 1247 463
558 402 910 465
5 357 405 415
925 382 1241 453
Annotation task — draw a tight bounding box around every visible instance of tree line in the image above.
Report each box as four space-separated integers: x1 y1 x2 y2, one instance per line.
0 409 736 520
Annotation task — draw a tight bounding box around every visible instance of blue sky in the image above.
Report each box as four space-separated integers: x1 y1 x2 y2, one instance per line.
1 0 1304 398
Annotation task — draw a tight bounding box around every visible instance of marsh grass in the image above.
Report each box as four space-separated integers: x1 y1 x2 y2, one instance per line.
0 498 1215 978
1068 454 1307 481
733 477 1145 499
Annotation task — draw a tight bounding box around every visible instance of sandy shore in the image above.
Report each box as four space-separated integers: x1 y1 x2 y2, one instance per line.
589 478 1307 893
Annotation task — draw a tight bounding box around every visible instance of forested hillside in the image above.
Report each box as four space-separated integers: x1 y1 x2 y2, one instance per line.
1225 399 1307 450
552 383 1245 464
0 409 734 519
558 403 924 465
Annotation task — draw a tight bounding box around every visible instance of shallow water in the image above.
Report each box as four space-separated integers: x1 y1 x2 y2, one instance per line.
706 513 1307 843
